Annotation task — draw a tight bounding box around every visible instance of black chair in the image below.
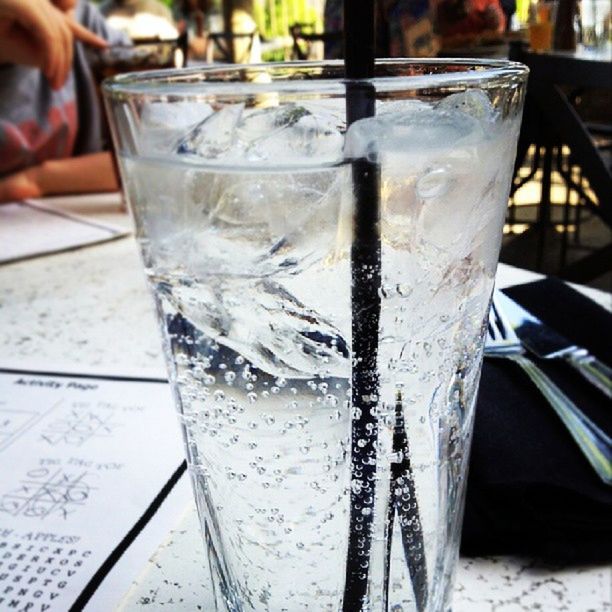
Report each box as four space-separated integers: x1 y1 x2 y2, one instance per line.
289 23 342 60
507 41 612 281
206 31 257 64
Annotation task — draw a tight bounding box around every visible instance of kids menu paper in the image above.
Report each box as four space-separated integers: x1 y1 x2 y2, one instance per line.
0 368 188 611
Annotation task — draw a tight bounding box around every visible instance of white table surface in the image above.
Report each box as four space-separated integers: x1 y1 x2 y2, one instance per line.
1 195 610 612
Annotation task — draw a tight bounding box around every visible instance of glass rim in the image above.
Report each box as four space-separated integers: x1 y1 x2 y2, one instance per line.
102 58 528 101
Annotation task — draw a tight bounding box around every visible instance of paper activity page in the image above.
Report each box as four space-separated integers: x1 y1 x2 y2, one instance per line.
0 369 185 611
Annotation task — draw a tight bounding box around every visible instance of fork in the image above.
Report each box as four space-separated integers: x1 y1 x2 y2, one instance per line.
485 293 612 486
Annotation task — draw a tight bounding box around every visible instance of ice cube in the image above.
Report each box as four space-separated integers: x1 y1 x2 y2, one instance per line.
200 166 345 276
236 104 344 165
415 123 517 265
175 103 343 166
300 99 346 133
142 101 213 129
345 99 508 266
139 102 214 153
345 103 483 251
237 104 311 142
344 105 481 163
163 276 350 379
176 104 244 159
436 89 495 121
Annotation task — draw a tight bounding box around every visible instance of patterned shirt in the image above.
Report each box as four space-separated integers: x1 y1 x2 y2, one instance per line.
0 1 128 177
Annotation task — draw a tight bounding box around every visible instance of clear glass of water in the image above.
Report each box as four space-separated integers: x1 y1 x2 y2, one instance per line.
104 60 527 612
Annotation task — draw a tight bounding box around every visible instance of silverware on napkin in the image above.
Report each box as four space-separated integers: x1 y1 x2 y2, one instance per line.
485 291 612 485
494 290 612 398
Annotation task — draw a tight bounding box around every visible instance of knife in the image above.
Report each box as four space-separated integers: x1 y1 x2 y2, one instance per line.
496 290 612 398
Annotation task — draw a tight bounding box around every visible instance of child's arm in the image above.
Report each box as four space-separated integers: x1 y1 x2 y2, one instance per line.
0 152 119 203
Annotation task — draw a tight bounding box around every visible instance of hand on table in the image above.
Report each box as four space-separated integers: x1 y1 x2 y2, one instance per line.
0 166 42 203
0 0 107 89
0 153 119 204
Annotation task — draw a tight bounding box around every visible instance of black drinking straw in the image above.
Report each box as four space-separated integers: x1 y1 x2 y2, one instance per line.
342 1 380 610
342 3 428 610
389 392 428 612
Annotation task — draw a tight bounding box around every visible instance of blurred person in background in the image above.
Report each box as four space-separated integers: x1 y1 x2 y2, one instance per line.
324 0 439 59
99 0 179 40
435 0 506 46
0 0 129 203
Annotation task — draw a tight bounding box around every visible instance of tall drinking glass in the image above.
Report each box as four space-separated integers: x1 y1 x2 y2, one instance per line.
104 60 527 612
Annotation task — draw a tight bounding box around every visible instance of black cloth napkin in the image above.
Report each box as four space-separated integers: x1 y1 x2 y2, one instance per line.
461 277 612 564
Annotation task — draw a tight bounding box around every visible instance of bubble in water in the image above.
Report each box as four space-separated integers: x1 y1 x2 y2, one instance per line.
388 450 404 464
351 480 363 494
324 394 338 407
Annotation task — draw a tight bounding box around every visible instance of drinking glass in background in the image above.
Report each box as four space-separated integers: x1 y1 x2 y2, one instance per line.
88 36 187 83
528 0 556 50
104 60 527 612
580 0 611 49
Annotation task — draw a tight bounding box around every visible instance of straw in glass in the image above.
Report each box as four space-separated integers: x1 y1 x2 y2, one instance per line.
342 1 380 610
342 2 428 609
389 391 428 611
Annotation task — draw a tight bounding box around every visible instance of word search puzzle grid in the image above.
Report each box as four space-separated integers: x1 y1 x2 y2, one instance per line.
0 371 184 611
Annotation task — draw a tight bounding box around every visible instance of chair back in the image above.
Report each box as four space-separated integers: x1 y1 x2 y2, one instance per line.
206 31 258 64
289 23 342 60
